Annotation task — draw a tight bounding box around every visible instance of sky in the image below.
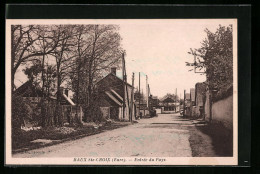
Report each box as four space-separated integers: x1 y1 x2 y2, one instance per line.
117 19 235 98
13 19 235 99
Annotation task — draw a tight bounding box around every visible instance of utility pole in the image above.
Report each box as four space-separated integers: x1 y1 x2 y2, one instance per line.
183 90 186 117
142 89 145 117
139 72 141 119
123 55 130 120
147 84 151 112
146 75 148 108
175 88 177 113
130 73 135 122
122 53 125 119
180 92 181 113
148 84 150 111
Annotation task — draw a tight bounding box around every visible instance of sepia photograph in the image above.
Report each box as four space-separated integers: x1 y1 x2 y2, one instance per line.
5 19 237 165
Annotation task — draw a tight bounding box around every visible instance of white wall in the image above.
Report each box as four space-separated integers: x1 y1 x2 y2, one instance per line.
212 95 233 130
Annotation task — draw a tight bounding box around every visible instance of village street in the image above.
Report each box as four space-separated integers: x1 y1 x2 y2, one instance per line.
13 113 200 158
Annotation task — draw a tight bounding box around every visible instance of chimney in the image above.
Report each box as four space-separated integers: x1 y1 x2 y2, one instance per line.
111 67 116 75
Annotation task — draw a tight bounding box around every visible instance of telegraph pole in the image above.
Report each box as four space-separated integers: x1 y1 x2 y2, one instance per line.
175 88 177 112
130 73 135 122
148 84 150 111
142 89 145 117
146 75 148 108
122 53 125 119
139 72 141 118
183 90 186 117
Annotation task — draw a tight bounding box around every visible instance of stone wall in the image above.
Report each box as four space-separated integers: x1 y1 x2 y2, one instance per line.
212 95 233 130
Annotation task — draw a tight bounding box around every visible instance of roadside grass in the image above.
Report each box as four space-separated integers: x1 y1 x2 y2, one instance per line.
188 122 233 157
12 121 132 154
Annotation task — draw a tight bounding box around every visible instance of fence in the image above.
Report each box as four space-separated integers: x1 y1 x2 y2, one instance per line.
61 105 83 124
39 102 83 127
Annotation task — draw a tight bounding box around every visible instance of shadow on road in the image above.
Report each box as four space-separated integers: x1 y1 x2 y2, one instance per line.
189 122 233 157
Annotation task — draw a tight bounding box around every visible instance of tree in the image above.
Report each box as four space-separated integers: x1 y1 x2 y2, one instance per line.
68 25 93 117
85 25 123 119
48 25 76 125
43 64 56 98
12 95 32 130
69 25 123 121
12 24 123 125
23 59 42 85
11 25 58 92
188 25 233 100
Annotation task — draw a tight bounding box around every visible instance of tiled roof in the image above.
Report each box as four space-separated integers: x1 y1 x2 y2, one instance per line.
96 73 133 87
62 93 75 105
105 91 122 106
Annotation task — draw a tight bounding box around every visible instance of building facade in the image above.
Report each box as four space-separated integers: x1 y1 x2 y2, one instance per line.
96 68 135 121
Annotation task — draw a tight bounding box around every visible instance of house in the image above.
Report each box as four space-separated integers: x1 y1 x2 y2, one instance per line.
183 89 197 117
96 68 135 121
160 94 178 112
14 81 75 106
134 91 149 117
184 92 191 116
14 80 82 125
161 97 175 111
58 87 83 124
190 88 196 106
14 80 45 105
149 95 159 108
195 82 206 118
148 95 160 115
190 88 197 117
135 101 149 117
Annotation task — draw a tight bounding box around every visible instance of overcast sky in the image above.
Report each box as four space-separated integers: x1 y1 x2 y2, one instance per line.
117 19 235 98
14 19 235 99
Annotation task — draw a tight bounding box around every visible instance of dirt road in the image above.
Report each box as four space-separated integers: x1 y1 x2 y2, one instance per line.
14 113 195 158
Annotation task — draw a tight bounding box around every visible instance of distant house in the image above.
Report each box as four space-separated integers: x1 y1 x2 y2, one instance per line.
185 93 191 101
184 92 191 116
149 95 159 108
96 68 135 121
14 81 44 103
134 91 149 117
195 82 206 117
135 101 149 117
187 87 203 117
159 94 179 112
161 97 175 111
190 88 196 106
195 83 206 107
14 81 82 124
14 81 75 106
14 81 39 97
13 81 55 127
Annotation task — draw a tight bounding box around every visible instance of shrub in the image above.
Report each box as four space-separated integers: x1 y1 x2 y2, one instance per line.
12 95 33 130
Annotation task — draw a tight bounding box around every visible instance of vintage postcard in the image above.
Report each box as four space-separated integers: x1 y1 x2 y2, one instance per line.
5 19 237 165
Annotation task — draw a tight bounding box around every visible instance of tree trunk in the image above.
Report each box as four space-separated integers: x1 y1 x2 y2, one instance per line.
40 48 46 127
11 70 15 93
56 75 63 126
87 65 93 121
